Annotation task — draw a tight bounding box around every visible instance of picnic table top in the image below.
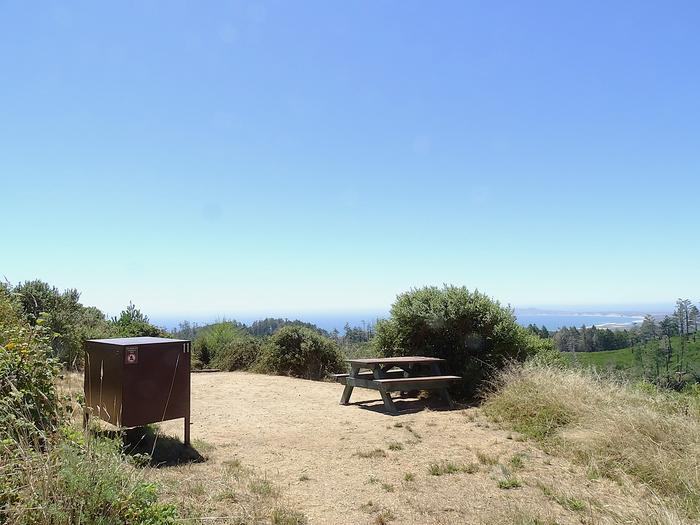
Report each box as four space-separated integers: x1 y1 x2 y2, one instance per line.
346 356 445 366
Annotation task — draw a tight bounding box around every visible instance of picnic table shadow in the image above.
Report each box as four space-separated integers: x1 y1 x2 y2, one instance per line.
93 426 206 467
351 395 465 415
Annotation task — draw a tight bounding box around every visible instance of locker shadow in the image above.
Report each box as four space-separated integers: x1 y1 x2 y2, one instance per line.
95 426 206 467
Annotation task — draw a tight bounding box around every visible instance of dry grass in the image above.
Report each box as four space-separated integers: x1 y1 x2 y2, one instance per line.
428 460 479 476
152 371 690 523
153 453 306 523
484 363 700 520
355 448 387 459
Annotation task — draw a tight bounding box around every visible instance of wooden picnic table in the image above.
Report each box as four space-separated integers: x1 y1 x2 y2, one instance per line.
333 356 461 415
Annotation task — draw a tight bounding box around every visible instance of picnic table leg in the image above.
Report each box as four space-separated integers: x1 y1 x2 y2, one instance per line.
439 388 454 409
379 388 398 415
430 362 455 409
399 364 412 397
340 384 353 405
373 365 399 414
340 364 359 405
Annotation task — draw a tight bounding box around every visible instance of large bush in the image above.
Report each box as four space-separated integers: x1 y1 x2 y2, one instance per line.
13 280 113 368
0 287 61 443
0 285 178 524
247 317 329 337
211 337 261 371
1 434 178 525
373 285 551 399
256 326 344 380
192 322 257 370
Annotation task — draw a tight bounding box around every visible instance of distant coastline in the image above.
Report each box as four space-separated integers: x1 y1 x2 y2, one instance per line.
515 313 645 331
153 309 652 333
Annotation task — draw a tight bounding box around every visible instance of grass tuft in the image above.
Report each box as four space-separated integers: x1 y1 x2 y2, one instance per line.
249 478 278 497
497 477 522 489
509 453 526 469
475 450 499 465
374 509 395 524
536 482 586 512
355 448 387 459
271 507 308 524
428 461 479 476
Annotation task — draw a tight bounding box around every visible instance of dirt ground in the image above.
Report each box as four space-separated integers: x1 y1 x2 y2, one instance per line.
146 371 658 525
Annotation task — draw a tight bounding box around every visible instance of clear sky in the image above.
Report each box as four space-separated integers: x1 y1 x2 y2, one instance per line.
2 1 699 319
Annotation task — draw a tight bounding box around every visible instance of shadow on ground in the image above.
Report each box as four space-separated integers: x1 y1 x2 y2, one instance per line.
353 395 465 416
94 426 206 467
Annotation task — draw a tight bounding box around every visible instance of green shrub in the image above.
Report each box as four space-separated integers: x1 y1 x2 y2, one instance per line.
12 280 113 368
1 432 178 524
211 337 261 371
192 322 254 369
373 285 552 399
0 285 177 524
256 326 344 380
0 288 61 444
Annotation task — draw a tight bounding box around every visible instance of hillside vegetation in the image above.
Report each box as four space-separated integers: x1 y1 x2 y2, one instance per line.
374 285 552 398
550 301 700 389
484 363 700 521
0 285 179 524
564 335 700 380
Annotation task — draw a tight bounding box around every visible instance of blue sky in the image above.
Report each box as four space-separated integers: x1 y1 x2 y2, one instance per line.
2 1 699 319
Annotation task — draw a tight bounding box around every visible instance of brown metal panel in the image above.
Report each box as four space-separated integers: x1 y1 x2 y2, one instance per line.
121 341 190 427
84 341 124 426
83 337 191 430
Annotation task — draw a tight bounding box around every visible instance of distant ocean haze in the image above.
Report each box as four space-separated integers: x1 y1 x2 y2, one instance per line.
153 311 647 333
515 314 643 331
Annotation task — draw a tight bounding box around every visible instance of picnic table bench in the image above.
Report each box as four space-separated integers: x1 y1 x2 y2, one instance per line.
332 356 461 415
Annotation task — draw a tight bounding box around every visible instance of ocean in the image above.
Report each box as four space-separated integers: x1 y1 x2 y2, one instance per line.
514 314 643 331
154 311 645 333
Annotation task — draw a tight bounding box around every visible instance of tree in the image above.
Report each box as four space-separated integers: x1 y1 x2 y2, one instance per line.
13 280 111 367
689 305 699 342
636 315 662 381
659 316 677 384
191 321 250 368
256 325 344 380
172 320 200 340
343 322 373 343
373 285 551 399
247 318 327 337
675 299 692 374
110 302 163 338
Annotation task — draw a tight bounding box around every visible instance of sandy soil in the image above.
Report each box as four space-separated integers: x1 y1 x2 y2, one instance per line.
149 372 654 524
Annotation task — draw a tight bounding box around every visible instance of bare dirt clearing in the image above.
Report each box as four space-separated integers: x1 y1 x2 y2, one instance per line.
147 372 660 524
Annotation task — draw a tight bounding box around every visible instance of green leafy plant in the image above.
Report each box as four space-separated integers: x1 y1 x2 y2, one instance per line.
0 289 61 444
373 285 553 399
256 325 344 380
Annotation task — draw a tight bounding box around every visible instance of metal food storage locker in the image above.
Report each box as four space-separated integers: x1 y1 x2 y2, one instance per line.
84 337 192 445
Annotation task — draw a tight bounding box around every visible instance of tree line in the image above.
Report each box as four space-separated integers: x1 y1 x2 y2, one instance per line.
527 323 632 352
7 279 376 369
631 299 699 387
7 280 164 368
527 299 699 357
